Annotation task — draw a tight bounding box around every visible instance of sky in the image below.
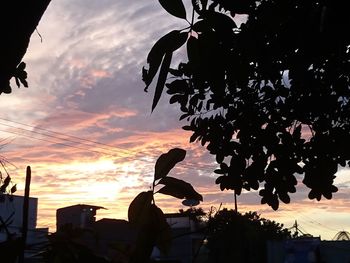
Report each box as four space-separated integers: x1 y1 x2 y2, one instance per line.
0 0 350 240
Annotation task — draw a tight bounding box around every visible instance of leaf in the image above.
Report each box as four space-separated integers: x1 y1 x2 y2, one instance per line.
153 205 172 254
131 226 157 263
19 78 28 88
128 191 153 227
170 94 182 104
159 0 187 19
278 192 290 204
192 0 201 15
152 52 172 112
17 62 26 71
154 148 186 181
187 36 200 66
158 176 203 201
182 199 200 206
292 124 302 140
179 113 190 120
192 0 208 15
15 77 20 88
168 68 183 77
10 184 17 194
0 176 11 193
143 30 188 92
130 204 170 262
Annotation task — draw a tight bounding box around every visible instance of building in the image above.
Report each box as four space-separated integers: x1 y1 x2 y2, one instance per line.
55 204 137 262
56 204 105 230
268 237 350 263
151 213 206 263
0 194 49 262
55 205 207 263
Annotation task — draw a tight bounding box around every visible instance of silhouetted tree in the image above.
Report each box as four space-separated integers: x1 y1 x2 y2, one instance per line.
179 207 206 223
206 209 290 263
0 1 51 94
143 0 350 210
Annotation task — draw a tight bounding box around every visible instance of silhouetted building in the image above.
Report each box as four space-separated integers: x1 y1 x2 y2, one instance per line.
56 204 104 231
55 205 207 263
55 204 137 262
0 194 48 262
152 213 206 263
268 237 350 263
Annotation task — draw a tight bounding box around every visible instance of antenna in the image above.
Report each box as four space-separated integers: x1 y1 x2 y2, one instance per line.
333 231 350 241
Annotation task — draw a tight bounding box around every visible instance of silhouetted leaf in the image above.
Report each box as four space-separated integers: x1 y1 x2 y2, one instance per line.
130 226 157 263
152 52 172 112
192 0 208 14
158 176 203 201
169 68 183 77
179 113 190 120
143 30 188 92
182 199 200 206
15 77 20 88
154 148 186 181
278 193 290 204
153 205 172 254
0 176 11 193
159 0 187 19
10 184 17 194
128 191 153 227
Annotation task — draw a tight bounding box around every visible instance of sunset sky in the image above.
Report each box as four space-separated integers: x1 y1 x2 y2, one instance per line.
1 0 350 240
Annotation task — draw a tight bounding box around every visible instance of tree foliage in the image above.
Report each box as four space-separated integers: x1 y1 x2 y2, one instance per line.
128 148 202 262
0 157 17 202
143 0 350 210
206 209 291 263
0 0 51 94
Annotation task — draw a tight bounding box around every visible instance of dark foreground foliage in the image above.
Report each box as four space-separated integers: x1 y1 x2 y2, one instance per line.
206 209 291 263
143 0 350 210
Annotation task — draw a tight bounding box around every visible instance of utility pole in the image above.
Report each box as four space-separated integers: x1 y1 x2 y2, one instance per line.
234 191 238 213
18 166 31 263
292 220 307 238
294 220 299 237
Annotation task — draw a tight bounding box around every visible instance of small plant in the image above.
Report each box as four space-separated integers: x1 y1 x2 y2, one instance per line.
0 158 17 202
128 148 202 262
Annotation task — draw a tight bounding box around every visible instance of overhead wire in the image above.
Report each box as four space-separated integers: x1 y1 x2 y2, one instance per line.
0 119 217 173
0 117 218 169
0 118 216 168
0 120 134 156
0 117 138 154
247 191 342 237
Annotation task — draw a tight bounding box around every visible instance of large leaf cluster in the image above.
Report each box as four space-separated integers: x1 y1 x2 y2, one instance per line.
0 1 51 94
143 0 350 210
127 148 202 262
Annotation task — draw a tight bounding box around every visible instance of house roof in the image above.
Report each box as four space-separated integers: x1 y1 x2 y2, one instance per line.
164 213 190 218
57 204 106 212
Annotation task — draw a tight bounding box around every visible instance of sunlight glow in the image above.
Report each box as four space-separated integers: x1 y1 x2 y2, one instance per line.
77 181 121 201
62 159 117 173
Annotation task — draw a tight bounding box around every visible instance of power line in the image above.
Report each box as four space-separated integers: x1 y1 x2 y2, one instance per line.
0 128 116 157
0 117 217 170
0 118 215 167
0 120 130 156
0 122 217 174
0 117 116 150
